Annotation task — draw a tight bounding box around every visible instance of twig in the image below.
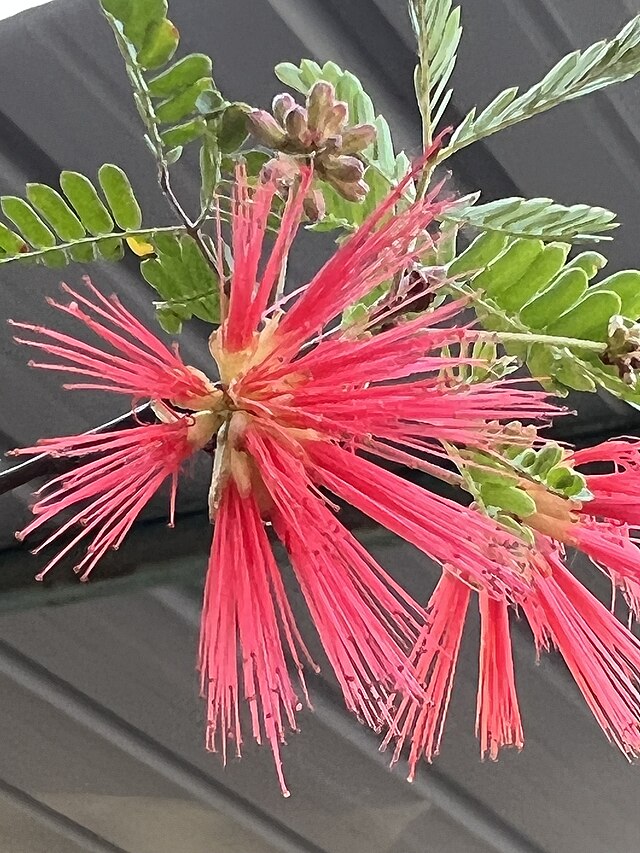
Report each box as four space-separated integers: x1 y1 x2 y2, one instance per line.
158 164 219 273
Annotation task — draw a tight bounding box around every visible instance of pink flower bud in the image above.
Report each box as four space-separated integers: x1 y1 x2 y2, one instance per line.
327 175 370 203
284 105 310 147
307 80 335 134
341 123 377 154
303 187 326 223
246 109 287 147
321 101 349 141
322 154 366 184
272 92 296 124
260 154 300 186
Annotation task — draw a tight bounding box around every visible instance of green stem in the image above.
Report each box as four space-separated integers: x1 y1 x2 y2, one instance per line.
103 12 166 165
412 0 433 200
446 280 535 336
159 164 219 273
0 226 185 265
369 440 464 488
489 331 607 353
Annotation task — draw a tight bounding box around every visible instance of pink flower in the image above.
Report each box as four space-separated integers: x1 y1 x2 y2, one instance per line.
568 439 640 621
9 282 217 407
10 152 570 793
381 571 470 780
381 565 526 777
201 480 311 797
522 541 640 757
476 592 523 761
573 439 640 527
380 441 640 772
12 420 200 581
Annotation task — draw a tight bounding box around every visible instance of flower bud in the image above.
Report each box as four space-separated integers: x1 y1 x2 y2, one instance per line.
321 102 349 141
246 109 287 148
284 106 310 147
321 154 366 184
307 81 335 134
303 188 326 223
602 315 640 386
326 175 369 203
245 88 376 204
272 92 296 124
341 123 377 154
260 154 299 186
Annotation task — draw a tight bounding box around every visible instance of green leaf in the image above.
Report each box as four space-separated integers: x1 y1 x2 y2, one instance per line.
0 165 185 270
99 0 130 20
499 243 570 312
160 117 206 148
216 104 250 153
69 241 97 264
98 164 143 230
148 53 213 97
60 171 114 236
564 250 608 279
25 184 85 242
435 220 459 265
1 197 53 247
447 231 640 401
274 62 306 92
444 196 618 242
299 59 323 89
0 223 27 255
165 146 183 165
473 238 544 297
480 482 537 517
101 0 168 48
438 15 640 161
501 444 593 502
140 256 175 306
97 236 125 262
448 231 510 277
179 237 220 322
138 18 179 69
155 305 186 334
141 233 220 329
530 445 564 477
100 3 219 165
589 270 640 319
546 466 578 492
554 358 598 392
547 290 621 340
200 132 221 210
239 150 272 177
519 268 588 328
155 78 213 124
195 89 226 116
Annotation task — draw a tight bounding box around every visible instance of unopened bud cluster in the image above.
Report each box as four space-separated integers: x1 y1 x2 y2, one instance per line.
247 81 377 204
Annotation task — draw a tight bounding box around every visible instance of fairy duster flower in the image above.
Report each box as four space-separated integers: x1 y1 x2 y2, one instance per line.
9 151 576 794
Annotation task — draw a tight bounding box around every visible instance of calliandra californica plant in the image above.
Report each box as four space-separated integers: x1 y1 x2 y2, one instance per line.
3 0 640 795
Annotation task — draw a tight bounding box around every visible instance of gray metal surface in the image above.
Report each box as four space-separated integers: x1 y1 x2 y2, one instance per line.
0 0 639 851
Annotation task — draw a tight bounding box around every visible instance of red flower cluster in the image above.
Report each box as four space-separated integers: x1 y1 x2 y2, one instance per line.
9 155 640 794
